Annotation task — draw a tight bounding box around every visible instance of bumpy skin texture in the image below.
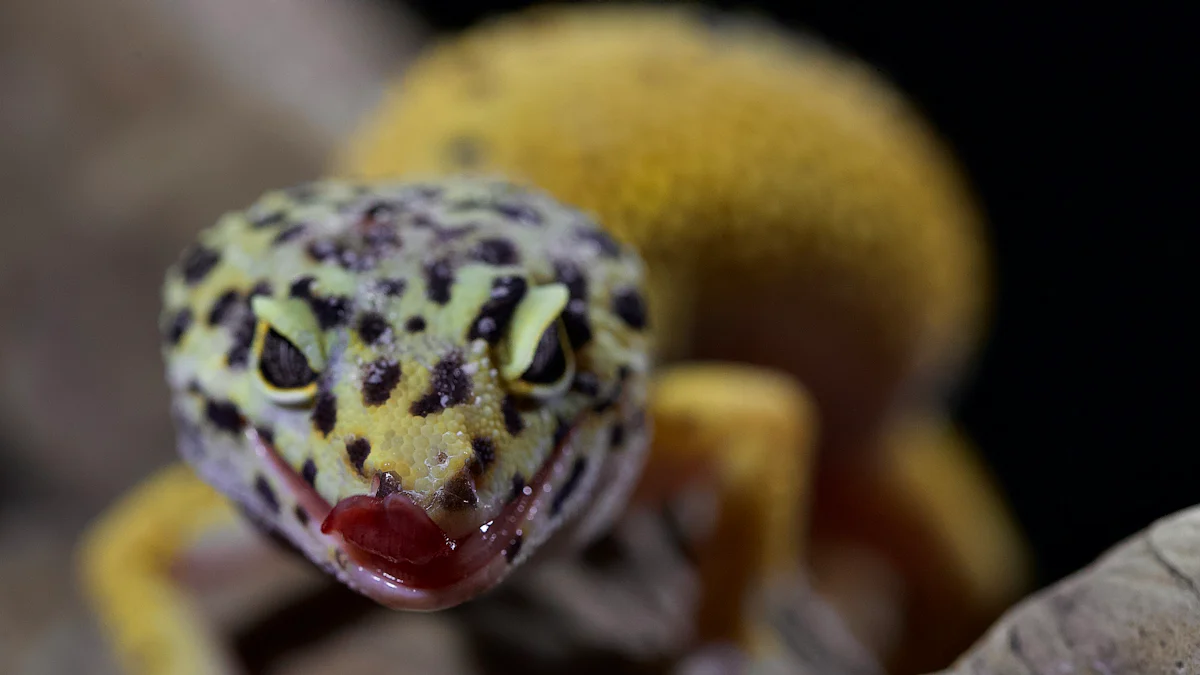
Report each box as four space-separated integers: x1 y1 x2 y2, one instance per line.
160 178 650 609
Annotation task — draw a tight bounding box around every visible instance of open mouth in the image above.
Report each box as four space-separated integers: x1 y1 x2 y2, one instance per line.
246 421 580 610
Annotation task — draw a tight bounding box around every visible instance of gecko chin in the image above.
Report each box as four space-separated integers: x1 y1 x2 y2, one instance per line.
246 423 589 611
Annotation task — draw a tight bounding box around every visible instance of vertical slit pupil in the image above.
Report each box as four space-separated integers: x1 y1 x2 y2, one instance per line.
521 322 567 384
260 328 317 389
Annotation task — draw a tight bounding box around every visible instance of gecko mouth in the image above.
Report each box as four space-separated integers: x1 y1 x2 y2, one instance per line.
248 423 580 610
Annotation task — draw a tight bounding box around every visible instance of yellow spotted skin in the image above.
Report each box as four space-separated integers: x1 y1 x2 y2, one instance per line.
80 5 1030 674
159 177 650 591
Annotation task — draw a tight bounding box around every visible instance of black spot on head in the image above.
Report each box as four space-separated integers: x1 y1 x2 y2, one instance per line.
503 533 524 562
552 417 571 449
493 201 543 226
294 505 310 527
289 276 315 299
207 290 241 326
255 475 280 514
501 395 524 436
405 316 426 333
251 210 286 228
469 238 520 265
572 372 600 396
226 313 257 370
375 278 407 297
610 423 625 449
470 437 496 475
301 459 318 486
593 370 629 413
307 295 352 330
255 426 275 446
259 328 316 388
554 261 592 348
361 359 401 407
205 399 245 434
312 391 337 436
435 224 478 242
356 312 390 345
552 457 587 515
446 135 484 168
180 245 221 285
362 201 398 223
414 185 442 201
468 276 527 344
376 472 403 498
508 474 526 503
307 239 345 263
576 227 622 257
164 308 192 345
337 249 377 273
409 213 436 228
612 289 647 330
438 473 478 510
424 258 455 305
361 222 400 250
409 351 473 417
248 281 273 299
272 224 306 245
346 437 371 475
554 260 588 299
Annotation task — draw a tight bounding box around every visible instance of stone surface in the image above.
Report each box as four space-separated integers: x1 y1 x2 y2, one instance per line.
938 505 1200 674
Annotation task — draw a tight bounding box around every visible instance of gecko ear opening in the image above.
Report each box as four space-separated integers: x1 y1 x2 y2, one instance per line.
251 297 324 404
499 283 575 400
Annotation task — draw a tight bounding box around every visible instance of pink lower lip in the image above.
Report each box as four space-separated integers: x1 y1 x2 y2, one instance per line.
249 421 579 592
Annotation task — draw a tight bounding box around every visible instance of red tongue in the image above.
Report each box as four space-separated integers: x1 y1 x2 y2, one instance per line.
321 492 454 565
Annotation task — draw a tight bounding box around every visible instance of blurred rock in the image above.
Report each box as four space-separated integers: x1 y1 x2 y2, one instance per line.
0 0 424 670
0 0 424 515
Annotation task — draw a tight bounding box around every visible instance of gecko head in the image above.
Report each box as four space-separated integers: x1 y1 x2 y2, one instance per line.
160 177 651 609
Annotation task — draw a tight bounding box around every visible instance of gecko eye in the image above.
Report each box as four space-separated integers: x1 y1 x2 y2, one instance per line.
250 296 326 405
520 322 569 384
508 318 575 399
499 283 575 400
260 327 317 389
254 322 319 403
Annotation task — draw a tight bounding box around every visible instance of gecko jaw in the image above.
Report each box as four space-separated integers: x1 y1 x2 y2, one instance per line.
246 423 582 611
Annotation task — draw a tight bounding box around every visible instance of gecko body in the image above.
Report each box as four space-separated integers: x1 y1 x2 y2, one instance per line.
82 7 1027 673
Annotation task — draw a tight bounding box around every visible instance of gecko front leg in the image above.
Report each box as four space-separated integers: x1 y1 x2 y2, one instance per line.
78 464 241 675
640 362 817 655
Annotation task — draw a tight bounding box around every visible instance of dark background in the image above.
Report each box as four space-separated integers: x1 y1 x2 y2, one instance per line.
396 1 1191 587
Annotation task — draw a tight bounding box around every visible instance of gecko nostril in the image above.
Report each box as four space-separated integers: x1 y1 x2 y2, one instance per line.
373 471 403 498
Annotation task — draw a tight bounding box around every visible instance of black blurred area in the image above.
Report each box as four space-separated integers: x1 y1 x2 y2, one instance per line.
398 1 1191 587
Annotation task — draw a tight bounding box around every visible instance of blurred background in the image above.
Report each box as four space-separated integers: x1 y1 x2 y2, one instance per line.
0 0 1188 672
